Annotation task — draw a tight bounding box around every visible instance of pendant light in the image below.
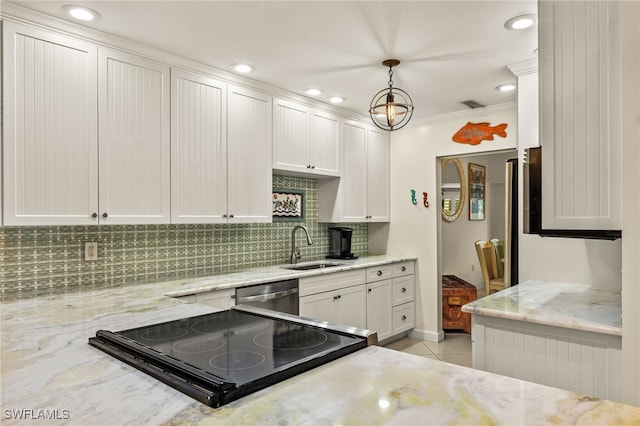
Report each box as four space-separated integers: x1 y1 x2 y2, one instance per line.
369 59 414 131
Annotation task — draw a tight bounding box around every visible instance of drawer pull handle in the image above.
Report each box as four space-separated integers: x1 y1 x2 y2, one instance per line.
401 287 406 293
401 315 407 321
377 270 382 276
401 266 406 272
333 295 342 301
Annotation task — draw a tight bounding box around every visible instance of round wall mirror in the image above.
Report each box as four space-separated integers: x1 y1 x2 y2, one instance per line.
441 157 466 222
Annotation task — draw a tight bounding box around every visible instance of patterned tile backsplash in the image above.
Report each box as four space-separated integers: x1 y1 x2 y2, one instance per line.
0 175 368 301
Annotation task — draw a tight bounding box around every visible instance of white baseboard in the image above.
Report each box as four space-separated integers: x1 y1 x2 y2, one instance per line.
408 328 444 343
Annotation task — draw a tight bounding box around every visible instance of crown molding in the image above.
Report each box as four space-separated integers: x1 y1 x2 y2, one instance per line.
407 102 517 127
1 2 369 123
508 58 539 77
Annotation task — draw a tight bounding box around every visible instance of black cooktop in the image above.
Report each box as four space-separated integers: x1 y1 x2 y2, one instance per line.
89 308 368 407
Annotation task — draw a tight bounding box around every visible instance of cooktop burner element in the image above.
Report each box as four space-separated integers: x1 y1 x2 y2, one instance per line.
89 306 376 408
209 351 266 371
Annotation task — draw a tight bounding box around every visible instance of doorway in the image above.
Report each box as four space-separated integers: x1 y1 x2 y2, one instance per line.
437 149 517 330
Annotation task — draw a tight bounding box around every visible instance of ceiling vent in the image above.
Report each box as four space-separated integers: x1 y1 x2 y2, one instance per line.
461 100 486 109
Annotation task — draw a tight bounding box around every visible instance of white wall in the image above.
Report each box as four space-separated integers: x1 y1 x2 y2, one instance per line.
370 105 518 341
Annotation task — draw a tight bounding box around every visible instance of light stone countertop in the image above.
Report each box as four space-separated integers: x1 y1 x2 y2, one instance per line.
461 280 622 336
2 267 638 425
160 255 417 297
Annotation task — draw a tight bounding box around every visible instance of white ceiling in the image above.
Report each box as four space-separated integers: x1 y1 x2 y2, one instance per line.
10 0 538 121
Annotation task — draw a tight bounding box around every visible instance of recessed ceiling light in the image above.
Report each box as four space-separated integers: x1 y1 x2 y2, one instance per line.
62 5 101 22
329 96 345 104
496 83 517 92
504 14 537 30
232 64 253 73
305 88 323 96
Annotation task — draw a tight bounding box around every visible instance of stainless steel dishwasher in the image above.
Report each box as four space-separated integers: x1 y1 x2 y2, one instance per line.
235 279 299 315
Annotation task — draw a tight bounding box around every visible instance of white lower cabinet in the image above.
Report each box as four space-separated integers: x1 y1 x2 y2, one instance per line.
299 284 366 330
366 261 415 341
298 262 415 342
366 279 393 341
299 269 367 329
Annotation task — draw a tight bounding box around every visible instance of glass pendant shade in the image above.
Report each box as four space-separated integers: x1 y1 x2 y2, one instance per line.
369 60 414 131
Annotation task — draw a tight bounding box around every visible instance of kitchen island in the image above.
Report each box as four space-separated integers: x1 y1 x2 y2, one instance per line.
462 281 623 403
2 278 638 425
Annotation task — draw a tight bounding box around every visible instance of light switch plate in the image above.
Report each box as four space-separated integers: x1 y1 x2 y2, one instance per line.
85 242 98 261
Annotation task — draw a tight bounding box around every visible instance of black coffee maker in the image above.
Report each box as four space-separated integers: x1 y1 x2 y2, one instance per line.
327 227 358 259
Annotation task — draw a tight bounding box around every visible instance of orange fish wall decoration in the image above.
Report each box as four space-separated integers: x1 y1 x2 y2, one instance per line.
452 122 508 145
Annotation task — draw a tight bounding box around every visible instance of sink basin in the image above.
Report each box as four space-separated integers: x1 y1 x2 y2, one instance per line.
281 261 345 271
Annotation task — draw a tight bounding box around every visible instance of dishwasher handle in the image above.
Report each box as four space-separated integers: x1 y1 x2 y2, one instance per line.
236 287 299 304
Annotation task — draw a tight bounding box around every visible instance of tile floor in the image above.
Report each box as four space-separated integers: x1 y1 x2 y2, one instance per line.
383 332 473 368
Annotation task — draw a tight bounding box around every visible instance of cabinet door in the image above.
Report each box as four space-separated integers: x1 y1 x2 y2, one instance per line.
227 85 272 223
300 291 338 324
539 1 622 230
336 284 366 329
272 98 309 174
309 110 340 176
171 69 227 223
342 122 368 221
98 48 170 224
366 127 390 222
3 23 98 225
366 280 393 341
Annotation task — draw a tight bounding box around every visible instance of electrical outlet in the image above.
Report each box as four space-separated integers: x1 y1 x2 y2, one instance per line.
85 242 98 261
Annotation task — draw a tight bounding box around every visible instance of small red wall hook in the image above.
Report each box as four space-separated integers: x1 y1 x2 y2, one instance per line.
423 192 429 208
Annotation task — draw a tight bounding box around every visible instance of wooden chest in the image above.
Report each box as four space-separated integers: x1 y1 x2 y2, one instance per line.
442 275 477 333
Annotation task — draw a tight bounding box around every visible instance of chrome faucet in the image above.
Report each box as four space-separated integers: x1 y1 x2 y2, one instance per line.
290 225 313 264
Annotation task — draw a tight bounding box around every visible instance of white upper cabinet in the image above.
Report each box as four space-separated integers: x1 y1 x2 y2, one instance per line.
226 85 273 223
98 47 171 224
2 22 98 225
273 98 339 177
318 121 390 223
171 69 228 223
366 127 390 221
539 1 622 230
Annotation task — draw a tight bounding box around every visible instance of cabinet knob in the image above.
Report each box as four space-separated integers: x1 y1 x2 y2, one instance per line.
401 287 406 293
401 266 406 272
311 165 315 169
401 315 407 321
377 270 382 276
91 213 98 218
368 288 372 293
102 212 108 218
229 214 234 218
307 165 311 169
222 214 227 218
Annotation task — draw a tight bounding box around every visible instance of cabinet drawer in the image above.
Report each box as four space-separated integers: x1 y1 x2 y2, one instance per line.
299 269 366 297
366 265 393 282
392 261 414 277
195 289 236 309
392 275 415 306
392 302 415 335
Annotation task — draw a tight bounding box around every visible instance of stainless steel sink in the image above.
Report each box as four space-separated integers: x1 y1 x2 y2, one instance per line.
281 261 345 271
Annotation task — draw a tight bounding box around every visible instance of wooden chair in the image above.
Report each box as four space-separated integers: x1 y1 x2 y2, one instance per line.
475 240 505 297
490 238 505 278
